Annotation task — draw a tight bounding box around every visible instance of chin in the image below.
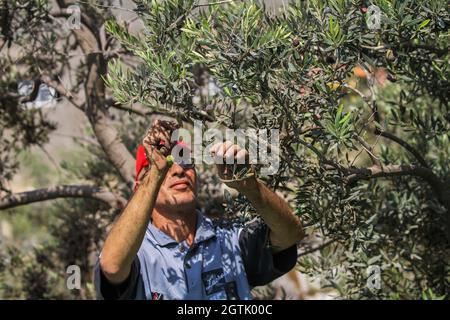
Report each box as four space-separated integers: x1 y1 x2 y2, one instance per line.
172 191 196 207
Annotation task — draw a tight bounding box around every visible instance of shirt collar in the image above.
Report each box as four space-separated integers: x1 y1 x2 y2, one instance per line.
194 211 216 244
146 221 178 247
146 210 216 247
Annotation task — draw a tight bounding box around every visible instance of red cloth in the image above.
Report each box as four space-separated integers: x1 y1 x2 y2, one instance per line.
135 144 149 183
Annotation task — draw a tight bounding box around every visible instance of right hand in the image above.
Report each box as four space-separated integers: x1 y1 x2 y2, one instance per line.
142 119 179 174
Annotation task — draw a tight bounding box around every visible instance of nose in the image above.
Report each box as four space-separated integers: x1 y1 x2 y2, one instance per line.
169 162 186 177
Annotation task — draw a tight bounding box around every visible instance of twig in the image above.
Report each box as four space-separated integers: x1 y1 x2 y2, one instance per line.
37 143 62 177
354 135 381 167
298 239 337 258
195 0 237 8
342 83 369 102
40 75 84 110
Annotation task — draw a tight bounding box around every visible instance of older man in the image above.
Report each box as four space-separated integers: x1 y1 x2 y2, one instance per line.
94 120 304 300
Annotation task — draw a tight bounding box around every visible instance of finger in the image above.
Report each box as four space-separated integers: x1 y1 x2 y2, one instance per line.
146 129 170 148
236 149 248 164
159 120 180 135
159 122 179 146
143 137 154 151
216 141 233 158
210 142 222 156
150 119 159 128
224 145 239 164
210 142 228 165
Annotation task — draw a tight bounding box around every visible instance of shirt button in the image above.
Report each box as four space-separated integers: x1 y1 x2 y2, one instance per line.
179 245 186 253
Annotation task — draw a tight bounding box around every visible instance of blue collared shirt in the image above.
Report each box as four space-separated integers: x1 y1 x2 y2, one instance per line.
94 211 297 300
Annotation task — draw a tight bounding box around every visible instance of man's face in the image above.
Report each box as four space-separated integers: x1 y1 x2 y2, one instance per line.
154 163 197 212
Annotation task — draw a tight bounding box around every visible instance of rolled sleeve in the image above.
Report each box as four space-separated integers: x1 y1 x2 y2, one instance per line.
94 255 142 300
238 217 298 287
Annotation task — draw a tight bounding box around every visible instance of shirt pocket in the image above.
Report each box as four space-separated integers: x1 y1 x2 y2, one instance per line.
202 267 226 296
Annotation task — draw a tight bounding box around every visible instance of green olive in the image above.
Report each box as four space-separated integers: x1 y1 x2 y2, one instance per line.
166 155 174 166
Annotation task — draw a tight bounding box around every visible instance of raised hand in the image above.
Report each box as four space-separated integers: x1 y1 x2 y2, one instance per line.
210 141 255 189
142 119 179 173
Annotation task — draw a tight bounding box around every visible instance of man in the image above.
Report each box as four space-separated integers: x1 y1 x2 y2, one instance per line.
94 119 304 300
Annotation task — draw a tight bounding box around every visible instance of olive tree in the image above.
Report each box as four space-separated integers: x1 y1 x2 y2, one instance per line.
103 0 449 299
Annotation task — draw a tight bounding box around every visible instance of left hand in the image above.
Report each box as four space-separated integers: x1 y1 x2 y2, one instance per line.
142 119 179 172
210 141 256 190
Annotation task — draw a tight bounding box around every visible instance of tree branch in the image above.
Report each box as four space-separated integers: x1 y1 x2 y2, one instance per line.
40 75 84 110
297 239 337 258
347 81 429 168
0 185 126 210
346 164 436 185
375 129 429 168
107 100 215 124
345 164 449 214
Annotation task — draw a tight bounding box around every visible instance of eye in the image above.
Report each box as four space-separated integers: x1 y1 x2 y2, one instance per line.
180 160 195 170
